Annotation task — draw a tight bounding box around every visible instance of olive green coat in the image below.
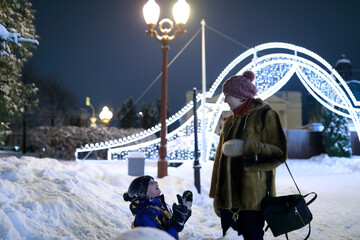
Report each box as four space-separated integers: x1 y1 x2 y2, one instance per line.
209 99 287 211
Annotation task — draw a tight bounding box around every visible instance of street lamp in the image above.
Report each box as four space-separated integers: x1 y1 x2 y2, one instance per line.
143 0 190 178
99 106 113 126
86 97 97 127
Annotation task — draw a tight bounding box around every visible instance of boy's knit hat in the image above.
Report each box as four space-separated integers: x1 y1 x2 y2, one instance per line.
222 70 257 99
123 175 154 201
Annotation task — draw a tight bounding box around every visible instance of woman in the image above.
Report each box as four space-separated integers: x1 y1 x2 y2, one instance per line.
209 70 287 240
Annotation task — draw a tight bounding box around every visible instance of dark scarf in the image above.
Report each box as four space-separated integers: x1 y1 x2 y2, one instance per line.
232 98 254 115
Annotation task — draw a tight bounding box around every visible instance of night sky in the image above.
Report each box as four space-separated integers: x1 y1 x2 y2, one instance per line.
27 0 360 120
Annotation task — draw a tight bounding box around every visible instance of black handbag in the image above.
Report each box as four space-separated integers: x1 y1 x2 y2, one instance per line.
261 162 317 239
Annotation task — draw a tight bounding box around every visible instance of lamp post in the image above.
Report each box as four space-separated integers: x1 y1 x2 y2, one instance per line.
99 106 113 126
86 97 97 127
143 0 190 178
193 88 201 193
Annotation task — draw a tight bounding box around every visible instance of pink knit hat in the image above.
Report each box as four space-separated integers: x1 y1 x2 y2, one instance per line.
222 70 257 99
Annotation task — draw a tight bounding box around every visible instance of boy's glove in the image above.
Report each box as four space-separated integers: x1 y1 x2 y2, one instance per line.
170 203 189 232
176 190 193 211
170 190 193 232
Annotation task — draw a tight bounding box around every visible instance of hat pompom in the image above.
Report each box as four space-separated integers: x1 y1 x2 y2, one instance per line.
243 70 255 81
222 70 257 99
123 192 132 202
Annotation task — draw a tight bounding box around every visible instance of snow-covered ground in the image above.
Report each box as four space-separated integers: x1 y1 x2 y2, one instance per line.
1 154 360 239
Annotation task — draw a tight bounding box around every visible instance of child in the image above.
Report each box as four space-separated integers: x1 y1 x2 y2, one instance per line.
123 175 192 239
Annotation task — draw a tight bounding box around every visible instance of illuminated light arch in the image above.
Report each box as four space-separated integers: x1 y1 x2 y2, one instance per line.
75 42 360 161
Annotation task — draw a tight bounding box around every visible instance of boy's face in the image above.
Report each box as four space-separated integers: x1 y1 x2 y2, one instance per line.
146 179 161 198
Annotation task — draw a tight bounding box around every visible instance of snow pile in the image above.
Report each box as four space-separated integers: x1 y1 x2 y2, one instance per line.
0 157 131 239
115 227 174 240
0 154 360 239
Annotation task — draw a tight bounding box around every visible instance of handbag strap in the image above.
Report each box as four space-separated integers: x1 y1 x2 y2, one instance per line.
267 164 318 203
266 161 301 195
266 161 301 194
303 192 318 206
284 161 302 194
261 106 301 195
264 207 312 240
283 194 317 240
266 170 271 195
285 223 311 240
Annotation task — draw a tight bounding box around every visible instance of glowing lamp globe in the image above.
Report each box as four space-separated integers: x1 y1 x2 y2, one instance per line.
172 0 190 26
99 106 113 125
143 0 160 27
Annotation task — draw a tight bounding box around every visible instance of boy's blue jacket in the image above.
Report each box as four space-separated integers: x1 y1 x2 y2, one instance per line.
129 194 179 239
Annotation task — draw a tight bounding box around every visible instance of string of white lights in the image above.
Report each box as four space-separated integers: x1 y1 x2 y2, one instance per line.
75 42 360 161
107 103 218 160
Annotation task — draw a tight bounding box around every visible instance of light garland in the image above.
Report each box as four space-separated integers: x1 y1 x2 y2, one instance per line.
75 42 360 161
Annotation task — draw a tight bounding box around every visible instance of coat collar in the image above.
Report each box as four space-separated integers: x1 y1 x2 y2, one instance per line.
233 98 268 116
129 194 166 215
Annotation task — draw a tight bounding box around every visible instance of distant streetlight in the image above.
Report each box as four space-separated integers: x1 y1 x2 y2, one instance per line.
99 106 113 126
86 97 97 127
143 0 190 178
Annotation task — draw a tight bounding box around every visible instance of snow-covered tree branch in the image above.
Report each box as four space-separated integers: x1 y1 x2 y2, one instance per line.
0 23 39 56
